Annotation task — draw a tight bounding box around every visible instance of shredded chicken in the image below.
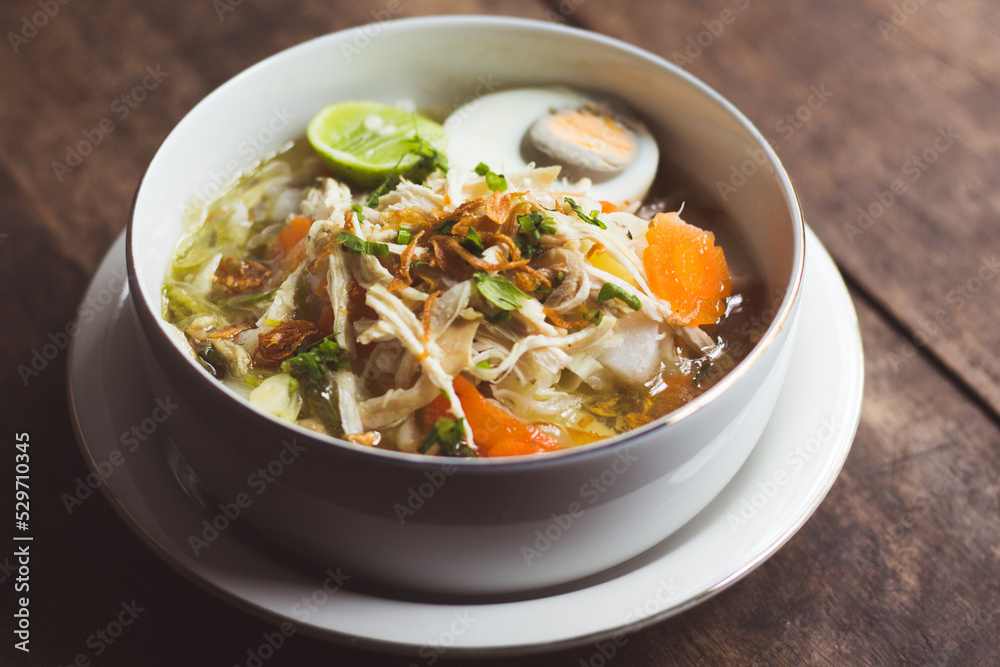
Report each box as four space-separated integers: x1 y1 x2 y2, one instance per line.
167 150 739 456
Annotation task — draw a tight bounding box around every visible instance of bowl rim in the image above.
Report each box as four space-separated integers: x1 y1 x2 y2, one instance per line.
126 14 806 471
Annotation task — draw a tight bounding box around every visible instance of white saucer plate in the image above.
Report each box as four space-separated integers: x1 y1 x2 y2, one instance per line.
68 226 863 657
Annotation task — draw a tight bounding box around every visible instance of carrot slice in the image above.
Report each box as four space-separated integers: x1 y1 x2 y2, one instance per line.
277 215 314 255
421 376 561 457
643 212 731 325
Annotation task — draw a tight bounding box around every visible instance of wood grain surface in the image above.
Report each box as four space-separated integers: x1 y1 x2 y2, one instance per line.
3 0 1000 665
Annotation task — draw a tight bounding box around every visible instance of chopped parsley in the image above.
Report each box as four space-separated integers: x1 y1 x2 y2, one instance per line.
565 197 606 229
473 271 529 311
284 335 349 385
337 232 389 258
596 283 643 311
420 417 476 457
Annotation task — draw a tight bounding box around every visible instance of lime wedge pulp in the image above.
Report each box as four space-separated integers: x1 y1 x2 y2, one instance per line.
307 101 448 190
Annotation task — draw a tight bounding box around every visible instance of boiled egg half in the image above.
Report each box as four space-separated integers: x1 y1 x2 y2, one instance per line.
443 87 659 206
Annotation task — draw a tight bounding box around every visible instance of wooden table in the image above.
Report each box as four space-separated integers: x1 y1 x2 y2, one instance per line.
3 1 999 664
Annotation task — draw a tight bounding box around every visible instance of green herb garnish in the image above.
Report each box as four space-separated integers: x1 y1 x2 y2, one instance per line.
405 134 449 181
285 335 349 385
363 132 449 207
515 235 544 260
473 271 529 311
515 210 557 260
596 283 642 311
475 162 507 192
475 359 491 369
337 232 389 258
462 227 484 255
584 307 604 326
485 172 507 192
565 197 606 229
283 335 348 437
436 218 458 235
396 224 412 245
517 210 557 240
419 417 476 457
366 184 390 208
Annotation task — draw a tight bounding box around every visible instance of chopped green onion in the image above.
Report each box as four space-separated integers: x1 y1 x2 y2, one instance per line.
517 210 557 241
584 307 604 326
475 359 491 369
474 162 507 192
565 197 606 229
396 224 412 245
485 171 507 192
337 232 389 258
596 283 642 311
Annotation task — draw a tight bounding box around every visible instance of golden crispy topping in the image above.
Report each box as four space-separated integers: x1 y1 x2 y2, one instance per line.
207 321 255 340
254 320 322 365
388 229 425 292
214 257 271 296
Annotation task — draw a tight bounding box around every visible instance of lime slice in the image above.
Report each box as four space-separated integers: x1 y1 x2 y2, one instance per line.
307 101 448 190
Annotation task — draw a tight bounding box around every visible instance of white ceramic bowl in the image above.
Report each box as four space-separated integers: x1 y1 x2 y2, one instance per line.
127 16 804 597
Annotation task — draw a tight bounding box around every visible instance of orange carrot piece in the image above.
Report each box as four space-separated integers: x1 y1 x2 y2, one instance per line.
277 216 314 255
643 212 731 326
599 200 618 214
421 376 561 457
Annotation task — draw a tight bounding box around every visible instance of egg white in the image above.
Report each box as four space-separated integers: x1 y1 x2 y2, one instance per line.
442 87 659 206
